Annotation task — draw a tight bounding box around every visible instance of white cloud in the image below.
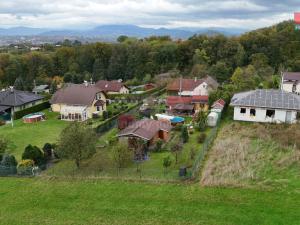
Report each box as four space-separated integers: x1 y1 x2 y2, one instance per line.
0 0 298 29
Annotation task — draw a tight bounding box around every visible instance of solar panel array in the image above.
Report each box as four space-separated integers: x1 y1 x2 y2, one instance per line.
230 89 300 110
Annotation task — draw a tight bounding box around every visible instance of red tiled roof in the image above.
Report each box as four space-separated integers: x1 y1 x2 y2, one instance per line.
118 118 171 140
166 96 192 106
212 99 225 109
167 79 204 91
191 95 208 103
95 80 127 92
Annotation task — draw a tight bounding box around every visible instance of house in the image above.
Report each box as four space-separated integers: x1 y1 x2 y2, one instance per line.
0 87 44 118
50 84 107 121
281 72 300 94
230 89 300 124
95 80 129 94
32 85 50 94
166 76 218 96
166 95 209 115
118 118 172 147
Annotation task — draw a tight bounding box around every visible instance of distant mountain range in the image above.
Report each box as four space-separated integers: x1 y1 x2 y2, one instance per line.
0 25 247 40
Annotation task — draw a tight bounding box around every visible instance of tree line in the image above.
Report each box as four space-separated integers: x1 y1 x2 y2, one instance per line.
0 20 299 91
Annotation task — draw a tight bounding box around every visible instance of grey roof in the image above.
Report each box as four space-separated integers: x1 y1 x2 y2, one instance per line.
33 85 49 92
0 89 44 107
0 105 10 112
282 72 300 81
230 89 300 110
50 84 104 106
118 118 171 140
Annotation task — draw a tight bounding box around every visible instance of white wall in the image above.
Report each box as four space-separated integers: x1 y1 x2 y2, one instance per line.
179 82 208 96
233 106 297 123
281 82 300 94
282 83 293 93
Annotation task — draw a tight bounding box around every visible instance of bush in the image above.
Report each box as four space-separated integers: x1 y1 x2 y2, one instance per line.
174 124 183 131
0 154 18 175
43 143 52 160
198 133 207 144
103 111 108 120
14 101 50 119
163 156 172 172
181 126 189 143
22 145 46 167
0 120 5 126
155 140 163 152
17 159 34 176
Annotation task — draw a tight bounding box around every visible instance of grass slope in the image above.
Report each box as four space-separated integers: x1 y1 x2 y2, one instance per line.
201 122 300 190
0 178 299 225
0 110 67 159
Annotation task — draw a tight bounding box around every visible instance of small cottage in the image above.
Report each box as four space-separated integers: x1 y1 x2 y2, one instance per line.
230 89 300 124
118 118 172 147
95 80 129 94
281 72 300 94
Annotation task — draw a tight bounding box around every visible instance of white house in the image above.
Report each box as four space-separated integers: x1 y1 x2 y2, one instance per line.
230 89 300 124
167 76 218 96
281 72 300 94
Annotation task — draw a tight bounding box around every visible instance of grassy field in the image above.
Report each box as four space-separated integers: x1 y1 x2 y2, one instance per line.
46 127 210 180
201 122 300 190
0 177 299 225
0 110 68 159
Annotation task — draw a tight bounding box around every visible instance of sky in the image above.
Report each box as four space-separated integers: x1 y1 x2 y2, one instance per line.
0 0 299 30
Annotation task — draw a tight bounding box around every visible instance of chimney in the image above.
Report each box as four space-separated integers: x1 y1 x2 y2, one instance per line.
9 86 14 93
194 77 197 82
84 81 88 87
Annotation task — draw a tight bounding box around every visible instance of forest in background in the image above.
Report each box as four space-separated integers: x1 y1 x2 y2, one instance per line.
0 20 299 94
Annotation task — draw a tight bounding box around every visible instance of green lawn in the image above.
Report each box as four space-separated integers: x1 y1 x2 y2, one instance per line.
0 177 299 225
46 128 210 181
0 110 68 159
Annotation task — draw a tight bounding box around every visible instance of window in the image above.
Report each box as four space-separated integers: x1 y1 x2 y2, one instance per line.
250 109 256 116
240 108 246 114
96 93 101 100
293 84 297 92
96 106 101 111
266 109 275 118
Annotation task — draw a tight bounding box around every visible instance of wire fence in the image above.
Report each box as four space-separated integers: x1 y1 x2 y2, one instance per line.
190 112 222 180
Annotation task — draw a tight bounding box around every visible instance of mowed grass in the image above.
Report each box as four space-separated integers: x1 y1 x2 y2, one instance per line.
46 128 209 180
0 110 68 159
0 177 299 225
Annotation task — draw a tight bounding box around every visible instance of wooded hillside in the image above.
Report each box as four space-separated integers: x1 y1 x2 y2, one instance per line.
0 21 299 91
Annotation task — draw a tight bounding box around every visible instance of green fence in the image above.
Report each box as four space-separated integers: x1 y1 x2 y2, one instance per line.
190 112 222 180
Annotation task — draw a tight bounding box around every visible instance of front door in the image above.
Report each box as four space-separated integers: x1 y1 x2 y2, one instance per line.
286 111 292 123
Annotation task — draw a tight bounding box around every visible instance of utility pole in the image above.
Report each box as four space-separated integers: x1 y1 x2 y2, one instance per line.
179 76 182 96
11 107 14 128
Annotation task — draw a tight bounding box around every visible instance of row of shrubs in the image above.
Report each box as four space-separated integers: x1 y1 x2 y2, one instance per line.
14 101 50 119
0 143 56 176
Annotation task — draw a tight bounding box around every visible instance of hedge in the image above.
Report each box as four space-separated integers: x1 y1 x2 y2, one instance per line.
94 102 141 134
107 86 165 101
14 101 50 120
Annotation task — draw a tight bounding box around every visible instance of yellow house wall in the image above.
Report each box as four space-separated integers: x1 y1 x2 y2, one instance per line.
87 92 107 118
51 92 107 119
194 103 209 112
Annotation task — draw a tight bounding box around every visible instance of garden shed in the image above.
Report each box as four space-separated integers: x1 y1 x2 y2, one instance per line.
207 112 219 127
